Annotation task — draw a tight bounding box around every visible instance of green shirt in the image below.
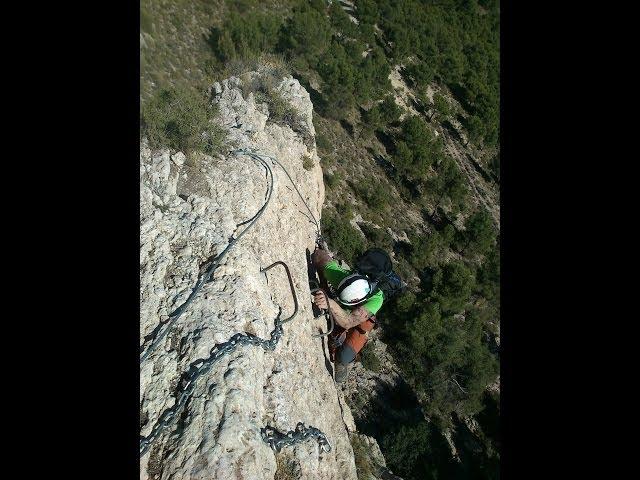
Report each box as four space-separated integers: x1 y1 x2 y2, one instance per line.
323 260 384 315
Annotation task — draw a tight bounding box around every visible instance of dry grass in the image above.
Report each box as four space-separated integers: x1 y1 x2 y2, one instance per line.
141 85 226 155
226 53 291 83
302 154 314 171
274 454 298 480
351 434 375 480
140 0 225 104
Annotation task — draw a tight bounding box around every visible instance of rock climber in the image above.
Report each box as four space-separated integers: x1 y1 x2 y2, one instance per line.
311 244 390 383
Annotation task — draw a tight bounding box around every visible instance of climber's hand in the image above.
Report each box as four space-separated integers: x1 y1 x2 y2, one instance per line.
316 236 329 251
312 291 329 310
311 247 332 270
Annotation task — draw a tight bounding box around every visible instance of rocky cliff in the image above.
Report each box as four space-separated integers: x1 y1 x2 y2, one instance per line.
140 72 367 479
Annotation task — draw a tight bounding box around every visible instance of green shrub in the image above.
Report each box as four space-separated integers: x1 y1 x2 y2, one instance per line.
433 93 451 118
456 209 495 256
316 41 357 118
335 201 353 219
363 95 401 131
302 154 314 171
257 88 300 125
426 158 468 216
355 0 380 25
316 133 332 153
359 343 381 373
360 185 381 210
431 260 474 314
279 2 332 62
321 209 365 264
378 95 402 124
141 85 225 155
209 10 283 63
359 223 394 251
324 171 341 189
381 423 432 479
391 116 442 183
353 182 391 212
464 114 485 145
362 105 383 131
329 2 359 37
241 72 309 140
404 61 435 86
409 232 441 271
475 243 500 306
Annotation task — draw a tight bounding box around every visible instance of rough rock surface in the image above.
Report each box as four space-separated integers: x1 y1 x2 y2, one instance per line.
350 432 404 480
140 74 358 480
341 332 405 408
340 333 408 479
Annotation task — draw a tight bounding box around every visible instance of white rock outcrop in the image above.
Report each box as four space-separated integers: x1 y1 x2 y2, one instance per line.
140 74 358 479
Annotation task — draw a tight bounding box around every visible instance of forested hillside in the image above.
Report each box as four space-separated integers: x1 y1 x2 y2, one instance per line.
141 1 500 479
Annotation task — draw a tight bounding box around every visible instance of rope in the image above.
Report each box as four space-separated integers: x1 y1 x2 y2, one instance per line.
231 148 322 240
140 152 275 364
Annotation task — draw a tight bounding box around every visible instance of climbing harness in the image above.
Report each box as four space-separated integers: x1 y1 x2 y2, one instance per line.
261 422 332 453
140 151 275 364
140 261 298 456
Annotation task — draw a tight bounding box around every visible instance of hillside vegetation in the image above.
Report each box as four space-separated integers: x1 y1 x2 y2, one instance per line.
140 1 500 479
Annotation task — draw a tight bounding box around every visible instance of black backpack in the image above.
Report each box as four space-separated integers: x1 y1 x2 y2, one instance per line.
355 248 406 300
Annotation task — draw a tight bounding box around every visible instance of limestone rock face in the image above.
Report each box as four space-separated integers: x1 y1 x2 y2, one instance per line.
351 432 404 480
140 74 357 480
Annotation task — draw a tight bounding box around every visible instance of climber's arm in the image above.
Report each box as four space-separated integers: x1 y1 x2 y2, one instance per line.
329 300 372 329
312 292 371 329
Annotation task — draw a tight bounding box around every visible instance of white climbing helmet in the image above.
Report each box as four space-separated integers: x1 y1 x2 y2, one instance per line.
336 274 372 306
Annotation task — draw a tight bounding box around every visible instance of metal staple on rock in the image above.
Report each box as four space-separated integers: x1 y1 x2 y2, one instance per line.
261 422 332 453
236 150 333 334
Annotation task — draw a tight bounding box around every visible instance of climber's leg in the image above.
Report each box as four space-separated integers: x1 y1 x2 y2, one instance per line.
336 344 357 365
334 344 356 383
